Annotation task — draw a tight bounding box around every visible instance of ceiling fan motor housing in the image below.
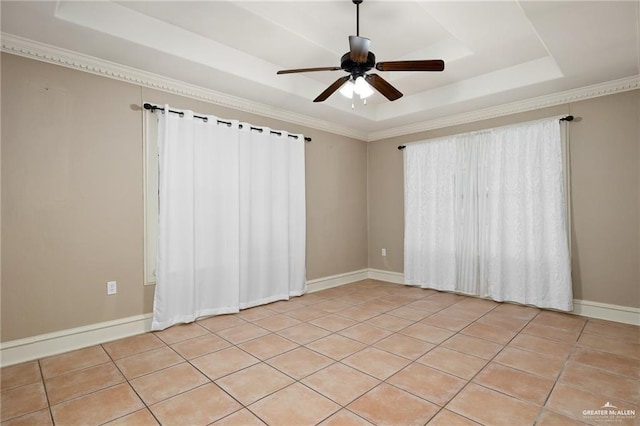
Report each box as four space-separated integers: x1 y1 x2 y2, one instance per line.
341 51 376 79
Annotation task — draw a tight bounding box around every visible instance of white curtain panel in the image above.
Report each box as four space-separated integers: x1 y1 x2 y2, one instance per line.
238 127 307 309
404 118 573 311
153 106 306 330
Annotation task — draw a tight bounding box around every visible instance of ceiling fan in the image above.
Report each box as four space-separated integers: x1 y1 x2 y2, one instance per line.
276 0 445 103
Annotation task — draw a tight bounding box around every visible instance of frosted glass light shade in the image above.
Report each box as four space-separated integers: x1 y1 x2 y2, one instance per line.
354 76 373 98
340 81 355 98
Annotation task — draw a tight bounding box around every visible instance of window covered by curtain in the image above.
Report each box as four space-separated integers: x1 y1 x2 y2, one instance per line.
404 118 573 311
152 106 306 330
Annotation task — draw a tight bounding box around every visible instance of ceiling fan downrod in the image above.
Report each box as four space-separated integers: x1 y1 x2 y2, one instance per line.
353 0 363 36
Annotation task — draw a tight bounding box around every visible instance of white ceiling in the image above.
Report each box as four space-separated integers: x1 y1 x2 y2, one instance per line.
2 1 639 138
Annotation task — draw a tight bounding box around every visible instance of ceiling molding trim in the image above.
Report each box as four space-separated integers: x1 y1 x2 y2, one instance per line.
367 74 640 141
0 33 368 141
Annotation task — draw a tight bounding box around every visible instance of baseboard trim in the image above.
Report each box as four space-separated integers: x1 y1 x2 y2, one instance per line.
2 268 637 366
306 269 369 293
368 268 405 284
0 314 153 367
572 299 640 326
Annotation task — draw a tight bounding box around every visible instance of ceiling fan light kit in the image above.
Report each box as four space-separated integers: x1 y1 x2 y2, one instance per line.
276 0 445 104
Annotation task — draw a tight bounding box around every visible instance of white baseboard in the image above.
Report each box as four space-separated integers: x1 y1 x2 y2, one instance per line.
0 314 153 367
307 269 369 293
2 268 637 367
368 268 405 284
572 299 640 326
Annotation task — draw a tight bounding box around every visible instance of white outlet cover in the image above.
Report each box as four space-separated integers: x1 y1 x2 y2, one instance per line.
107 281 117 295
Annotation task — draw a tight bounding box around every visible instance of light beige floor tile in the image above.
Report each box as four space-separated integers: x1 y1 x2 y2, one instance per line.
365 314 413 331
447 383 540 426
248 383 340 426
400 323 455 344
103 334 166 360
473 362 555 405
215 323 270 344
252 314 302 332
266 347 333 379
170 333 230 359
441 334 503 360
387 306 431 321
115 347 183 379
531 311 586 332
45 362 125 405
427 409 481 425
129 362 209 405
536 409 589 426
302 363 380 405
374 334 435 360
50 383 144 425
348 383 439 426
197 314 246 332
339 323 393 345
237 334 298 360
104 409 159 425
476 312 530 331
420 313 473 332
0 361 41 391
190 347 259 380
40 346 110 379
342 347 410 380
310 314 358 332
0 382 48 422
493 347 565 379
1 408 53 426
583 320 640 341
212 409 266 425
577 333 640 359
306 334 366 360
460 322 517 344
215 363 293 405
569 347 640 379
153 323 209 345
338 306 379 321
491 303 540 320
318 409 374 426
417 346 488 380
546 383 639 424
149 383 241 425
522 322 581 343
508 333 574 360
276 322 331 345
388 363 467 405
558 362 640 404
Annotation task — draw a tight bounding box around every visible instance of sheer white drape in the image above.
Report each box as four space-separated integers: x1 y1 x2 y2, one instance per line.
404 119 573 311
152 106 306 330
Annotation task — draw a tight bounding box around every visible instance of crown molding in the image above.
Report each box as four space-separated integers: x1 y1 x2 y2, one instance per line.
2 33 637 143
0 33 368 141
367 75 640 141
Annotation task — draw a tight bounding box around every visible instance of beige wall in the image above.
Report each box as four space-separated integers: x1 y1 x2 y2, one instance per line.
2 51 637 343
368 90 640 308
1 53 367 341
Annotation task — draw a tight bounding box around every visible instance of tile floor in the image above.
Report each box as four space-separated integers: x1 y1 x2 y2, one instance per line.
1 280 639 425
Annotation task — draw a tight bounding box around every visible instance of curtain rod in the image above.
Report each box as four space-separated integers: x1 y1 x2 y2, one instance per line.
143 103 311 142
397 115 574 151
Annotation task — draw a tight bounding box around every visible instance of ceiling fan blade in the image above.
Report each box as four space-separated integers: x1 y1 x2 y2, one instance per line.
365 74 403 101
313 76 351 102
375 60 445 72
349 35 370 63
277 67 342 75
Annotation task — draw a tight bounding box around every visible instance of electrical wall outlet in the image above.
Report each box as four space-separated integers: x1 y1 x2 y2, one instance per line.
107 281 117 295
381 248 387 257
